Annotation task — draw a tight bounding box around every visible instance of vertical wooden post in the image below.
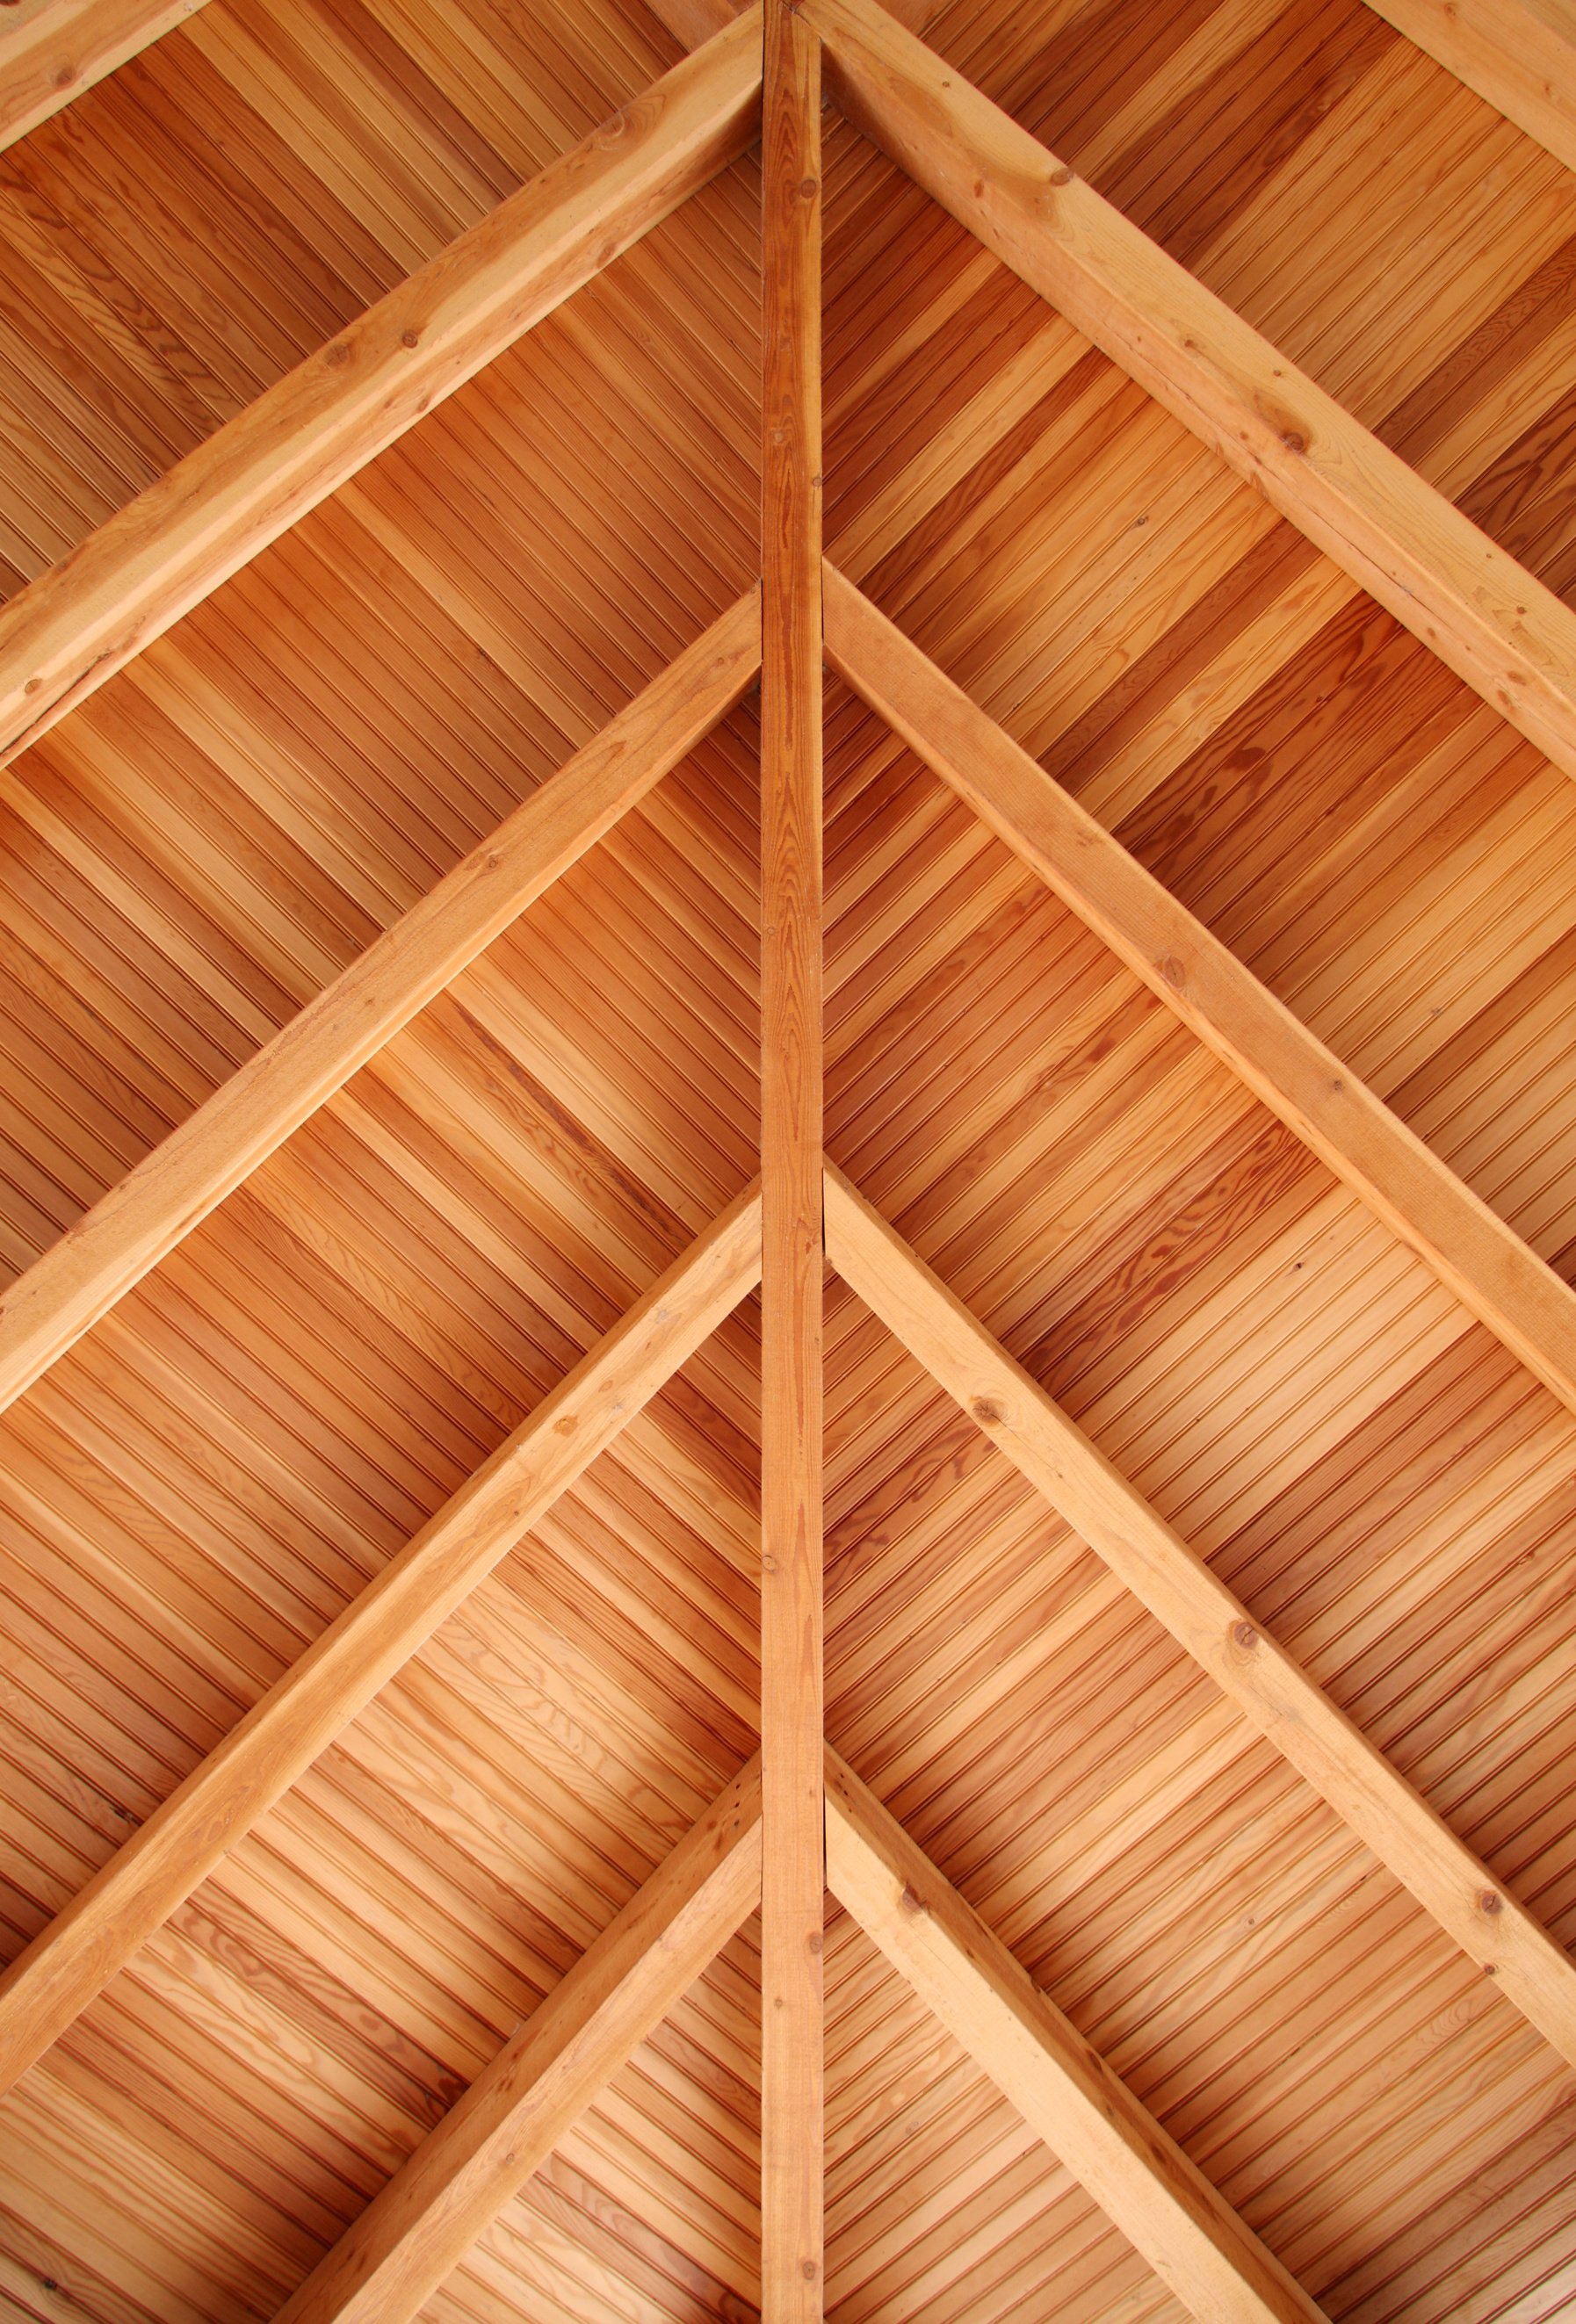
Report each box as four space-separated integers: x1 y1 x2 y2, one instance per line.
761 0 825 2313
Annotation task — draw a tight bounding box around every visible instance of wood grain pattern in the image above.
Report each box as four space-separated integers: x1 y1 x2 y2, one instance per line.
824 1160 1576 2076
0 590 760 1417
0 0 210 152
822 562 1576 1422
277 1759 762 2322
0 4 763 762
0 1183 762 2103
1363 0 1576 175
761 3 826 2313
806 0 1576 790
7 0 1576 2313
826 1746 1325 2324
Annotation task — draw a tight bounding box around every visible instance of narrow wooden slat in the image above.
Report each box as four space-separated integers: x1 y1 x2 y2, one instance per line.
822 563 1576 1425
1363 0 1576 176
0 0 211 152
0 1185 763 2103
761 3 826 2313
0 591 760 1419
825 1747 1325 2324
0 7 763 763
802 0 1576 792
275 1760 763 2324
823 1160 1576 2077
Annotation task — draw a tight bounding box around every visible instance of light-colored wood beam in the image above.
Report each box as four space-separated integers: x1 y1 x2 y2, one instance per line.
0 1186 763 2103
825 1748 1325 2324
0 0 208 152
1363 0 1576 177
761 3 826 2313
801 0 1576 793
0 592 760 1420
0 7 762 766
824 1161 1576 2075
643 0 746 48
822 564 1576 1426
275 1760 763 2324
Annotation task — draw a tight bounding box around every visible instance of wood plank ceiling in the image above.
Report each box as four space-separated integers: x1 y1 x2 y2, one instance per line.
1 0 1575 2316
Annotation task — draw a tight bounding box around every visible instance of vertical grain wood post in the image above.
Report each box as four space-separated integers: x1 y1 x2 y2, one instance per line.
761 0 826 2311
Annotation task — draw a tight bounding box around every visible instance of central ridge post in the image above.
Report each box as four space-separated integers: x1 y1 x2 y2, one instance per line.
760 0 826 2312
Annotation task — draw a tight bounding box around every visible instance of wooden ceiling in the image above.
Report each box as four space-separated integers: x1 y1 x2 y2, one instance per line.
2 0 1576 2314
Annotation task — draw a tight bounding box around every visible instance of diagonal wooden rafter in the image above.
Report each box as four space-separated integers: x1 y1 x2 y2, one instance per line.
822 563 1576 1427
0 1183 763 2103
274 1759 763 2324
801 0 1576 796
11 4 1576 2309
760 4 827 2315
1363 0 1576 177
0 4 762 766
0 590 760 1419
826 1747 1325 2324
0 0 210 152
657 0 1576 154
824 1159 1576 2075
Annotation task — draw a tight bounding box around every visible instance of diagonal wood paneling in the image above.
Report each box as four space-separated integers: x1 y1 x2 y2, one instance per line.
9 0 1576 2315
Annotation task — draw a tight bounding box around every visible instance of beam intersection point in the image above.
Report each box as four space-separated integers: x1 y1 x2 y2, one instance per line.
3 0 1574 2315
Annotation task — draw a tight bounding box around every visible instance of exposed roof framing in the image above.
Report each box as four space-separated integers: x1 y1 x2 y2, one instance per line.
759 4 826 2314
825 1747 1323 2323
0 1183 764 2096
2 0 1576 2315
0 9 762 760
825 1161 1576 2068
0 0 212 150
278 1757 764 2322
1361 0 1576 174
0 593 760 1408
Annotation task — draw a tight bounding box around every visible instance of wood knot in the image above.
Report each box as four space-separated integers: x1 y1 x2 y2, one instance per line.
899 1881 924 1916
1478 1889 1502 1916
1280 429 1307 454
1232 1620 1258 1650
1047 165 1074 187
972 1397 1002 1426
401 328 420 350
1157 955 1186 990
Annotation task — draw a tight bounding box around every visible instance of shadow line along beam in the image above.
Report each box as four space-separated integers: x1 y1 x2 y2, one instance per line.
1363 0 1576 177
0 1183 763 2102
